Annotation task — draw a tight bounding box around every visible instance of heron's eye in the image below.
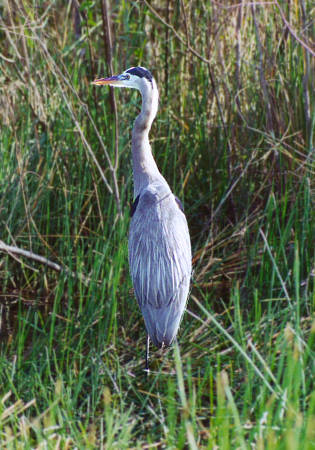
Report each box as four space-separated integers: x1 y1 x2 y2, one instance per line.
124 74 130 80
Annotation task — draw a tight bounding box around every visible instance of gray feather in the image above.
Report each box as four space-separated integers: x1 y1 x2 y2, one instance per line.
128 181 191 347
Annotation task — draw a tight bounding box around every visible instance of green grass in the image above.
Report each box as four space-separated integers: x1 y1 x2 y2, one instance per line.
0 0 314 447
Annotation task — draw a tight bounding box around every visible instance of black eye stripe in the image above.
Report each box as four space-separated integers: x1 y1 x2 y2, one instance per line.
126 67 153 82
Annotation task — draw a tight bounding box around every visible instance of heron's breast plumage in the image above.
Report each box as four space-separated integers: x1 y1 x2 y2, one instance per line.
128 182 191 346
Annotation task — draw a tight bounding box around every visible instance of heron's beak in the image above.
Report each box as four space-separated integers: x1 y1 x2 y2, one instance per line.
91 75 120 86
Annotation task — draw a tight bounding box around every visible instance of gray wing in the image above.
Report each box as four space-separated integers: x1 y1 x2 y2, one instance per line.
128 183 191 347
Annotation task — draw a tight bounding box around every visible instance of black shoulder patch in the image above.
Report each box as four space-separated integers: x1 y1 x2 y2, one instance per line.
130 195 140 217
175 196 184 212
126 67 153 82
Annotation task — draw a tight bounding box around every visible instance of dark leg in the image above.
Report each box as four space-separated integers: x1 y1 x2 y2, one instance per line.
145 335 150 372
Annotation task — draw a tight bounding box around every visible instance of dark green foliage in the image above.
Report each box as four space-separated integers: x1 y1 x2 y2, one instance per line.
0 0 314 447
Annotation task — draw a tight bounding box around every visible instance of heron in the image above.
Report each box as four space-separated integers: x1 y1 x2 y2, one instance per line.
92 67 191 370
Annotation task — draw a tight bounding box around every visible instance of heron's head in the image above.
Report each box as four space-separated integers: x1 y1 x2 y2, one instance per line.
92 66 154 91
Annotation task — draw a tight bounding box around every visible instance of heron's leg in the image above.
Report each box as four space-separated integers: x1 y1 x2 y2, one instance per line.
145 335 150 371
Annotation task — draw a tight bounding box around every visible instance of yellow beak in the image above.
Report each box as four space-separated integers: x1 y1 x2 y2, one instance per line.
91 76 120 85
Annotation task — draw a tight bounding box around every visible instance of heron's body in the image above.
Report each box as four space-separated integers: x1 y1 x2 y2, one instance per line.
92 67 191 360
129 181 191 347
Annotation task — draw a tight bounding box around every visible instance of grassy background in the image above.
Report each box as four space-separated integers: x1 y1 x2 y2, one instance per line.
0 0 314 447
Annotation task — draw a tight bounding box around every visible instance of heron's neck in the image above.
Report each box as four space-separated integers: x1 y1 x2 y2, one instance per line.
131 80 165 197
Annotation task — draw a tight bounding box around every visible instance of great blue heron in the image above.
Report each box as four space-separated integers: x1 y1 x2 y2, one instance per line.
92 67 191 370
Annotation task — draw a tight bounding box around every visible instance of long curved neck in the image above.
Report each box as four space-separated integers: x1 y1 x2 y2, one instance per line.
131 79 165 197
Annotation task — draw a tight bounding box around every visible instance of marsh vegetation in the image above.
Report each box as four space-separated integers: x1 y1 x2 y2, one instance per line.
0 0 314 447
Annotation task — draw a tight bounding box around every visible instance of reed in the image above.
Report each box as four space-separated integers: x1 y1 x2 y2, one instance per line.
0 0 314 447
